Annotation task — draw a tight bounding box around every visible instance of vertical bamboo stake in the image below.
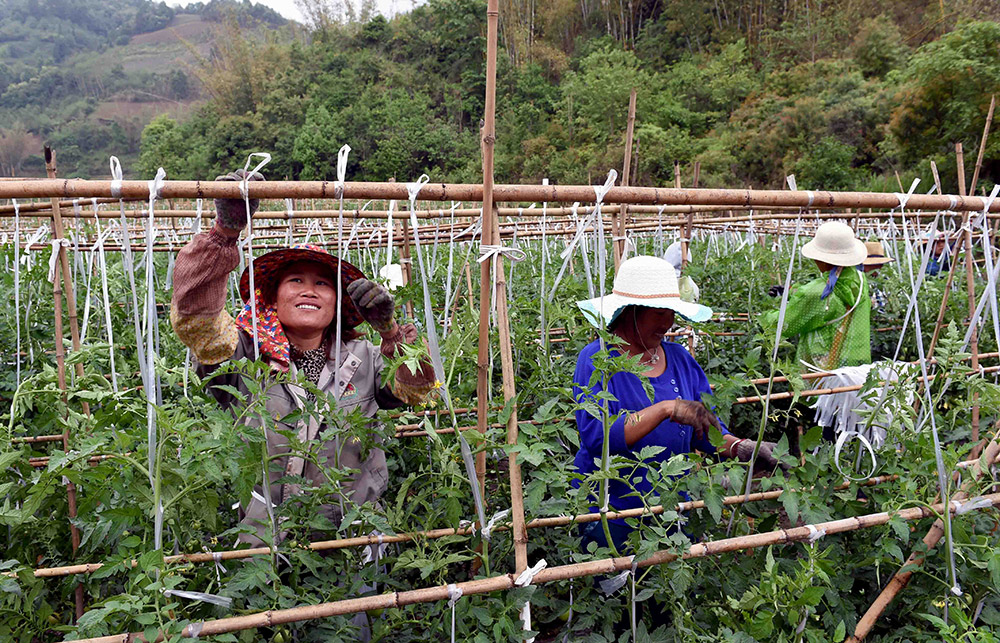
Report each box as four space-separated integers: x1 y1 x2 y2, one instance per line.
956 143 966 197
44 146 85 620
955 142 982 449
968 95 994 198
614 88 637 271
926 162 960 358
481 0 528 577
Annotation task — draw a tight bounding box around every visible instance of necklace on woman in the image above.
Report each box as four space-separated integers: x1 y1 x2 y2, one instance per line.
639 346 661 366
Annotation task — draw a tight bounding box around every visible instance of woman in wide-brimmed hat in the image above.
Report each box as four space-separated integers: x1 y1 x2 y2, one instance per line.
573 255 784 555
171 169 434 549
761 221 870 370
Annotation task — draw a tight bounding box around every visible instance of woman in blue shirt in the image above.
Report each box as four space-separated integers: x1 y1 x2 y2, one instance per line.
574 255 782 552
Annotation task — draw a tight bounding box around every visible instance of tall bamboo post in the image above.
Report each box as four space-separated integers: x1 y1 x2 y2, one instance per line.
926 162 961 358
614 87 637 271
474 6 498 505
44 146 86 620
481 0 528 578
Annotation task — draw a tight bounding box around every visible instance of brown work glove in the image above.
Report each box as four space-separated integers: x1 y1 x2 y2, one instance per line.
346 278 396 333
734 439 786 476
669 399 721 443
214 168 265 231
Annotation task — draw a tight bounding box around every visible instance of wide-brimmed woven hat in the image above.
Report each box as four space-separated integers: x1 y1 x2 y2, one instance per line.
577 255 713 327
238 244 366 328
862 241 894 266
801 222 867 267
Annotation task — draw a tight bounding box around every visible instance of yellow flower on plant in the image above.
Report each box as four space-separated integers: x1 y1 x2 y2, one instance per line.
433 380 444 389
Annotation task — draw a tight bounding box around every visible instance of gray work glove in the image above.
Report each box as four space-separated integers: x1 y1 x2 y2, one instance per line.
669 399 722 443
734 439 786 475
346 278 396 333
214 168 265 231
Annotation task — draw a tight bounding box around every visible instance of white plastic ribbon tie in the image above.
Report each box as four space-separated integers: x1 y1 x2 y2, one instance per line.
334 144 351 196
955 497 992 515
447 583 463 607
786 174 797 192
480 508 509 541
109 156 123 197
515 559 548 587
163 588 233 608
600 568 632 596
188 622 204 638
406 173 430 203
478 244 526 264
239 152 271 199
593 169 618 204
806 524 826 543
47 238 71 282
147 167 166 201
894 178 921 211
805 190 814 207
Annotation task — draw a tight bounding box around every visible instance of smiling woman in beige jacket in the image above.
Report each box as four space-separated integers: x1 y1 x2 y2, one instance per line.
170 169 434 547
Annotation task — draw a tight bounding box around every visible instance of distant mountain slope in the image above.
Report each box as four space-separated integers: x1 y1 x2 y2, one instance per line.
0 0 291 178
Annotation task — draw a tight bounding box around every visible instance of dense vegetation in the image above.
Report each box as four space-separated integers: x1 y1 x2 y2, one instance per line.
1 215 997 641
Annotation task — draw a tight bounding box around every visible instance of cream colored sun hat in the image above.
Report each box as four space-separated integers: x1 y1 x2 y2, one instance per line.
862 241 894 266
801 222 867 266
577 255 713 327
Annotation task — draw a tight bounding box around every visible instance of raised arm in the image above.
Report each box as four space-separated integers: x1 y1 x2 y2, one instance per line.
170 169 262 365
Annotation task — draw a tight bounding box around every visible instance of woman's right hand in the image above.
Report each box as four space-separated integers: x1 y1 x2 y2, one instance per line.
667 399 721 442
214 168 265 231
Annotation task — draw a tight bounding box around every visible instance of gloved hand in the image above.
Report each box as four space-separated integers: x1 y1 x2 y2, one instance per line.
734 439 787 475
768 284 785 298
668 399 721 442
214 168 265 231
346 278 396 333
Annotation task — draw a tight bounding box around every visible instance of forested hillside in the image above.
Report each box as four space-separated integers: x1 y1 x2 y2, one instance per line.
0 0 289 177
6 0 1000 192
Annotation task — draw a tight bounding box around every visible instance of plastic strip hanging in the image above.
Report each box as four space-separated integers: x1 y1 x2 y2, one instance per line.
332 145 351 404
441 202 459 338
110 157 149 393
539 193 549 357
515 559 548 643
405 174 451 407
893 181 961 597
447 584 463 643
13 199 21 387
144 166 167 552
240 152 272 362
92 199 118 392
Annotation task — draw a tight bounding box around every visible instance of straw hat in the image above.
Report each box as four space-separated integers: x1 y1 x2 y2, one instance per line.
801 222 867 266
577 255 713 327
238 243 366 328
862 241 894 266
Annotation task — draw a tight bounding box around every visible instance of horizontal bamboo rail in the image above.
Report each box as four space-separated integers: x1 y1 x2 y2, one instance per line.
67 492 1000 643
16 471 911 580
3 180 1000 212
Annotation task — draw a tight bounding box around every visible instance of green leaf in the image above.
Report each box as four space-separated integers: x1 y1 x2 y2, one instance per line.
833 620 846 640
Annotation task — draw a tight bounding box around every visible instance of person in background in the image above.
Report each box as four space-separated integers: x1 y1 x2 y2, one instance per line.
760 221 870 370
861 240 894 313
925 232 951 277
573 256 784 555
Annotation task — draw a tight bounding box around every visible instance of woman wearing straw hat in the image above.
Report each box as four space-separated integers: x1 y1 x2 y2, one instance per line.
170 169 434 547
573 255 784 553
761 221 870 371
862 240 894 313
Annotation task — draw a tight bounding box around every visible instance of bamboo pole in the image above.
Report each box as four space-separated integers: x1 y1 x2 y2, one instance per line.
847 429 1000 642
67 493 1000 643
4 180 1000 212
614 87 637 271
968 95 994 198
44 147 86 621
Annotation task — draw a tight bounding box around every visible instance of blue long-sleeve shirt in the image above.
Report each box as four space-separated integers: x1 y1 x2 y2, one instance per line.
572 339 729 520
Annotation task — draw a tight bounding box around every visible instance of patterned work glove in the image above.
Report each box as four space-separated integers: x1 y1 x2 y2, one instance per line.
669 399 721 442
768 284 785 298
213 168 264 231
346 278 396 333
734 439 785 475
